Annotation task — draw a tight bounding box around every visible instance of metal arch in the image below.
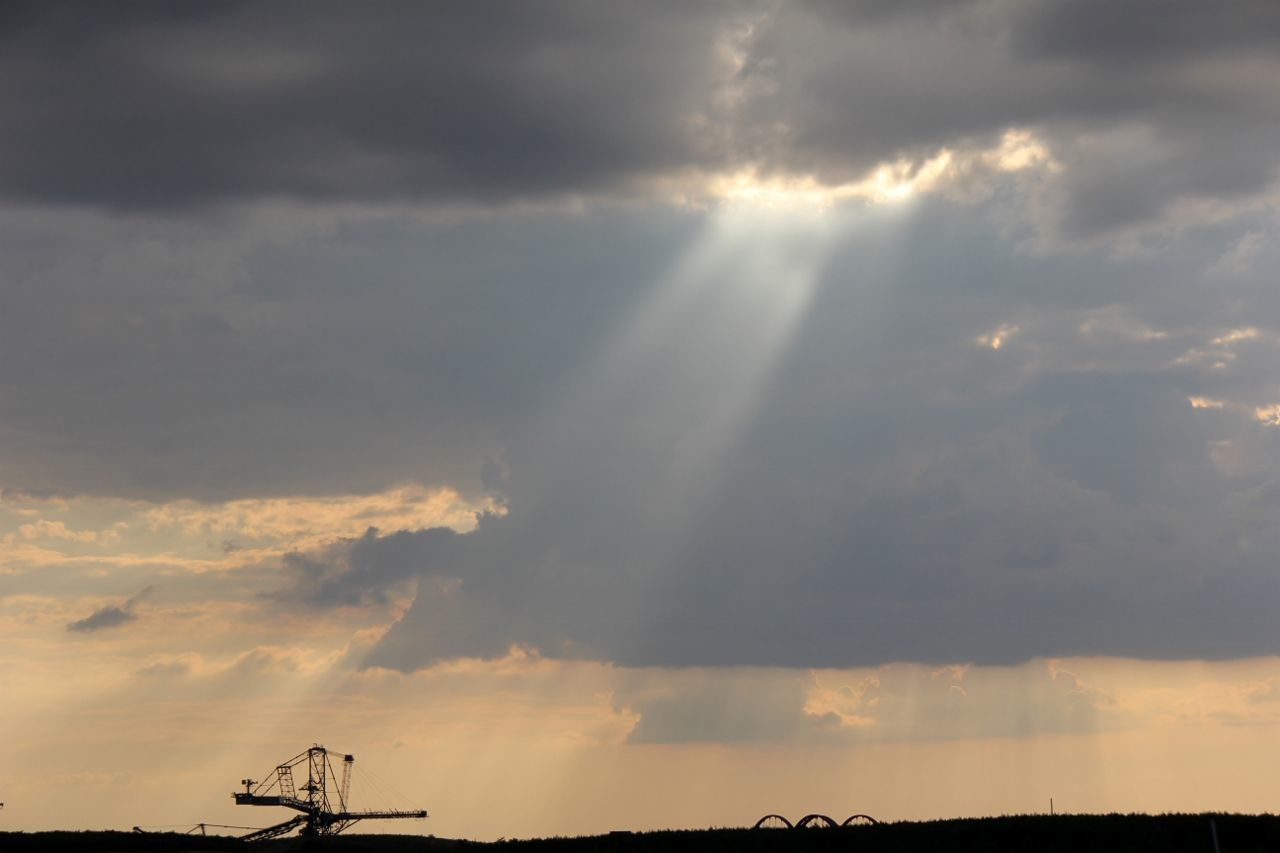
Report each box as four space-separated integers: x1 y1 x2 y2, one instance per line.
842 814 880 826
751 814 794 829
795 813 838 829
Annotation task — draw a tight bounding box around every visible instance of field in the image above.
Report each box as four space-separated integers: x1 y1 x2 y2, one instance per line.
3 814 1278 853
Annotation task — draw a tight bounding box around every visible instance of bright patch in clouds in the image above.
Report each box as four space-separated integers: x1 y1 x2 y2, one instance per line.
0 483 493 577
1254 405 1280 426
141 483 495 549
978 323 1020 350
1212 328 1260 346
705 129 1055 210
18 518 119 543
1188 397 1225 410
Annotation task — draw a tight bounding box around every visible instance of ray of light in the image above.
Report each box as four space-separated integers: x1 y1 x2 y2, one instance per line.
229 194 925 837
544 200 868 525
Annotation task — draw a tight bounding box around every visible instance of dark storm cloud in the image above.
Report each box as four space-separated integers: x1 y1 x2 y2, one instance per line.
0 0 733 209
2 1 1279 240
1008 0 1280 64
66 585 154 633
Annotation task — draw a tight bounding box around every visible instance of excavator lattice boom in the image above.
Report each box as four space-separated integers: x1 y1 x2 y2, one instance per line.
233 745 427 841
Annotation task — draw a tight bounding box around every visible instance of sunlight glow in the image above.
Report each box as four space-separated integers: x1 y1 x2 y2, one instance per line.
978 323 1020 351
1212 327 1260 346
1254 405 1280 426
1188 396 1225 409
709 155 950 210
703 129 1055 212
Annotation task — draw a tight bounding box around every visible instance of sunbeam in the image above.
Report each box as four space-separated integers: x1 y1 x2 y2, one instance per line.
542 200 865 526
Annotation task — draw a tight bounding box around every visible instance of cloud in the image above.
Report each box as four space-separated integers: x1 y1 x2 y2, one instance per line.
618 668 838 745
819 661 1119 742
1 2 1278 242
6 188 1276 670
134 654 199 679
66 585 154 633
143 483 493 548
232 201 1260 671
64 603 137 633
4 3 1280 674
0 204 700 502
0 1 732 210
277 525 468 607
229 644 333 677
739 1 1280 242
610 660 1120 745
15 518 115 543
1031 378 1216 504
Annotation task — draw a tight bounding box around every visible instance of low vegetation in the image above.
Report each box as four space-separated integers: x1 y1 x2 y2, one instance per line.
3 813 1276 853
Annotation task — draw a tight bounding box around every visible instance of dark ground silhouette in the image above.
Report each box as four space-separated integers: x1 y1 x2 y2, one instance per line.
3 814 1277 853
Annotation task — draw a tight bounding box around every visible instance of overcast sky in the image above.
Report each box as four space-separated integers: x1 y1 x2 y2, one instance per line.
5 0 1280 839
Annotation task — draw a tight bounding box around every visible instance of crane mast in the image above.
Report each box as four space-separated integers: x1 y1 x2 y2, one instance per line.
233 745 427 841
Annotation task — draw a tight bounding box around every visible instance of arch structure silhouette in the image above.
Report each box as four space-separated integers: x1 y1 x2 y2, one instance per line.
752 812 879 829
751 814 793 829
796 814 838 828
842 814 879 826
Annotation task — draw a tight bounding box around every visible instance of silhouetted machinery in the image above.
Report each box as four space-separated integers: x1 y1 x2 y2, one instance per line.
233 745 427 841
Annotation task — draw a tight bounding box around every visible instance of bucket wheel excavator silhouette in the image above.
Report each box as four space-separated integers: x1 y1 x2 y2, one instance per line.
232 745 427 841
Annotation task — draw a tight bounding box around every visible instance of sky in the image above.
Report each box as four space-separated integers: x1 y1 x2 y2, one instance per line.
5 0 1280 840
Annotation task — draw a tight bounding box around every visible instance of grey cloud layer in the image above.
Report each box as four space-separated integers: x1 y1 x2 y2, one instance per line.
8 189 1280 667
242 199 1280 670
0 1 730 208
614 663 1115 744
3 2 1280 239
0 205 697 500
753 0 1280 240
7 2 1280 670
